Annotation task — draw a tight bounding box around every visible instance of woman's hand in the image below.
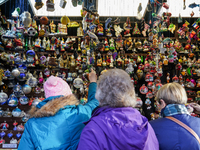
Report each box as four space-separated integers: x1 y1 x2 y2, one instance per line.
190 103 200 114
89 68 97 83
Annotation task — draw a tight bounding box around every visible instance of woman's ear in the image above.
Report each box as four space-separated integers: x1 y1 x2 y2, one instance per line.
160 99 166 110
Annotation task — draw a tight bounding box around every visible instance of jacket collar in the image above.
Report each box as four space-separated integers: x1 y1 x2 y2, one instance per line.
29 94 79 118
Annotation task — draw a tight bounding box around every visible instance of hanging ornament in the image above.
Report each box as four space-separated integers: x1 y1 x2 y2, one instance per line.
146 91 153 99
11 68 20 77
132 23 141 35
0 121 9 130
19 95 29 105
0 131 5 138
16 132 21 138
145 98 152 109
12 107 22 117
140 84 148 94
22 84 32 94
7 95 18 107
17 124 24 131
0 90 8 104
32 97 42 106
7 132 13 138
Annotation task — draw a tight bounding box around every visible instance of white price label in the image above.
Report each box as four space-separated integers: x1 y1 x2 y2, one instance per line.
2 143 17 148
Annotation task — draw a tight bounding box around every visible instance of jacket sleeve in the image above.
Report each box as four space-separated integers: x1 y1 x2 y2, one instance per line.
83 82 99 112
18 121 35 150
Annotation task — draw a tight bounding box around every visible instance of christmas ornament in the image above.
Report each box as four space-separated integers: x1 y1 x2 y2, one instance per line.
12 107 22 117
11 68 20 77
7 95 18 107
22 84 32 94
0 90 8 104
19 95 29 105
140 84 148 94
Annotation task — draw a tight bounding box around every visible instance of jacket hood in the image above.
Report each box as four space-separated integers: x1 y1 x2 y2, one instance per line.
88 107 149 149
29 94 79 118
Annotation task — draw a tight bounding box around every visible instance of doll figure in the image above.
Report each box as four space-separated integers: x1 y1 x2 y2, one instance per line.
42 37 46 49
60 38 65 51
46 38 51 50
70 55 76 67
104 38 109 51
77 25 84 36
58 55 64 68
97 57 102 67
96 23 104 36
35 37 41 48
62 52 68 68
49 20 56 33
166 73 170 83
102 56 107 67
109 38 115 50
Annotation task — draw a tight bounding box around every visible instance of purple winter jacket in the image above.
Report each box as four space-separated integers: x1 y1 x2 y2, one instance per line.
77 107 159 150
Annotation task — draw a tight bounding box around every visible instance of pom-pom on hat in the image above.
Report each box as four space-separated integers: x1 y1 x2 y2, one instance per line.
44 75 72 98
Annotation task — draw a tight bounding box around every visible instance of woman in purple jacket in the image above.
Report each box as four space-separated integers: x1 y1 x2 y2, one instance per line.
78 69 159 150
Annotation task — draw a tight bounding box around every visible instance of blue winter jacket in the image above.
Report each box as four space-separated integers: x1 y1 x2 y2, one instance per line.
150 114 200 150
18 82 99 150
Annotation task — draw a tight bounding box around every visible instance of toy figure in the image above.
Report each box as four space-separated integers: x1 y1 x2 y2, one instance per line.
35 37 41 48
77 25 84 36
166 73 170 83
57 23 67 35
114 25 123 37
123 17 132 37
97 57 102 67
104 38 109 51
49 20 56 33
46 0 55 11
109 38 115 51
96 23 104 36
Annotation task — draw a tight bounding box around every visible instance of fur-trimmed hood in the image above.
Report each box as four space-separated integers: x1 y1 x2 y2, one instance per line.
29 94 80 118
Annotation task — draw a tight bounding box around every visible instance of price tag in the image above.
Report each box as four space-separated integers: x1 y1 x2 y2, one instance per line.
2 143 17 148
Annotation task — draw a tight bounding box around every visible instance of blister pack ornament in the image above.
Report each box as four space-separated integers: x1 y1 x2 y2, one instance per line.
0 90 8 105
19 95 29 105
7 95 18 107
0 121 9 130
12 107 22 117
140 84 148 94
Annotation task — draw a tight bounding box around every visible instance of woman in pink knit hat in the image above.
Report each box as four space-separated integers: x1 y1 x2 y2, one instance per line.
18 70 99 150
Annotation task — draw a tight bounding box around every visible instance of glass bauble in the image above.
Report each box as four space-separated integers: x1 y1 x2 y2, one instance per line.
22 84 32 94
0 90 8 104
19 95 29 105
12 107 22 117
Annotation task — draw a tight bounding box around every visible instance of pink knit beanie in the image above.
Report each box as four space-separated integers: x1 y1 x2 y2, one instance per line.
44 75 72 98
